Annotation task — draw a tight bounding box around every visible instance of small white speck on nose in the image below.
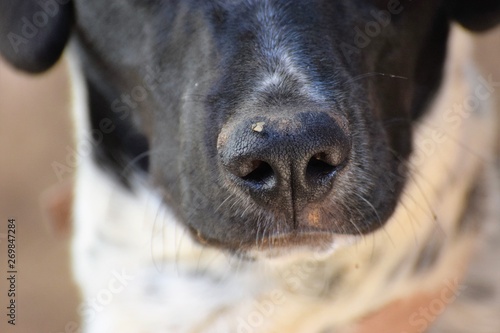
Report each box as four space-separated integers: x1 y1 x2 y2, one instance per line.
251 122 265 132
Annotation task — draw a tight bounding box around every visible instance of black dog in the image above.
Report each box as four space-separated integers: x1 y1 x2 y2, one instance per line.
1 1 499 332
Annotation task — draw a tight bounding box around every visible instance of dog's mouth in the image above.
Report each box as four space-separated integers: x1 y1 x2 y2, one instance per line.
187 224 358 256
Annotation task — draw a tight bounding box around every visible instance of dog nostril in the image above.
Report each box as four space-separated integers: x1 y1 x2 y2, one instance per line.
218 112 350 208
241 161 275 186
306 153 338 183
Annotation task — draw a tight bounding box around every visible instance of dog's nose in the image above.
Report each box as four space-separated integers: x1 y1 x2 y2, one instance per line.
218 112 350 210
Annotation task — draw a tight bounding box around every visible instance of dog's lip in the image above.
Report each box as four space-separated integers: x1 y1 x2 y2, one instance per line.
189 225 355 253
252 231 336 249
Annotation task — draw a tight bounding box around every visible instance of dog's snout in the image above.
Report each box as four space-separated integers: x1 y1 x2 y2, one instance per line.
218 112 351 212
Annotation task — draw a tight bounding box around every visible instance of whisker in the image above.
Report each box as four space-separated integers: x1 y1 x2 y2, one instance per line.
395 196 421 247
353 192 382 227
333 201 365 239
174 221 190 275
151 197 167 274
388 147 439 223
349 72 408 83
353 192 395 247
119 148 158 176
215 193 236 214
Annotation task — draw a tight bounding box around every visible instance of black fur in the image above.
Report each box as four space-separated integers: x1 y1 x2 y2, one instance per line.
1 0 499 253
0 0 73 72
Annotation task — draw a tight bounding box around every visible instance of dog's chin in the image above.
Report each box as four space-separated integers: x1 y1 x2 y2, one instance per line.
248 233 361 260
186 220 366 259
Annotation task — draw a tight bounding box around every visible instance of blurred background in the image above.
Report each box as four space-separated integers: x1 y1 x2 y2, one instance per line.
0 56 79 333
0 28 499 333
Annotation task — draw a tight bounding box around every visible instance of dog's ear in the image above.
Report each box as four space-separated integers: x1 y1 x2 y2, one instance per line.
445 0 500 32
0 0 73 73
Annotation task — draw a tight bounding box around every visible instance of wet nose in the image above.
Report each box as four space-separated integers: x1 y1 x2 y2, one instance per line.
218 112 351 208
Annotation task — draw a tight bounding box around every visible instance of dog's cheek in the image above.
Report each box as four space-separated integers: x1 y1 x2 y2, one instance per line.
146 12 224 206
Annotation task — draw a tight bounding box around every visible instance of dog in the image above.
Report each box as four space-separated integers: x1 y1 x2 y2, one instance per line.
1 1 499 332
